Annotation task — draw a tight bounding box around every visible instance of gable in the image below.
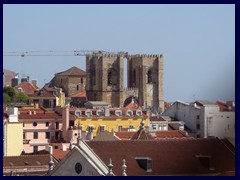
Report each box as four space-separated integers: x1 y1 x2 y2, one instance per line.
50 144 108 176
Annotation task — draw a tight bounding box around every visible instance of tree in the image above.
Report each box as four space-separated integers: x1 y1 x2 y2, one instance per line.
3 93 11 106
3 86 16 101
15 91 28 103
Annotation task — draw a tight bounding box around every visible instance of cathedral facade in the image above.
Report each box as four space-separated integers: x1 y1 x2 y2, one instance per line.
86 53 164 113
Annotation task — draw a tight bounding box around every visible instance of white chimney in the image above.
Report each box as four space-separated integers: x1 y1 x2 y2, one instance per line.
62 145 67 151
7 107 19 122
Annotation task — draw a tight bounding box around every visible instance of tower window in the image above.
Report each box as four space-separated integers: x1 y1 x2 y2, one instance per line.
147 70 153 83
108 71 112 85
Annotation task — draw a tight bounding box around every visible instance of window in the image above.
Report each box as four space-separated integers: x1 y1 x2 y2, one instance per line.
46 122 49 127
196 115 200 120
54 146 58 149
108 71 113 85
23 122 25 127
33 132 38 139
126 110 133 117
152 124 157 130
115 110 122 117
147 70 153 83
33 146 38 152
45 132 50 139
55 132 59 140
23 132 26 139
75 162 82 174
77 85 79 91
88 126 94 133
97 109 103 116
100 125 105 132
136 110 142 116
118 125 123 132
129 125 134 129
33 122 38 127
69 120 74 127
85 109 92 117
75 110 81 117
133 69 136 86
81 78 83 84
56 122 59 129
197 124 200 130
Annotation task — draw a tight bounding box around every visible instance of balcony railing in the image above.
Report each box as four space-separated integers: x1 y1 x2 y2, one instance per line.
23 139 31 144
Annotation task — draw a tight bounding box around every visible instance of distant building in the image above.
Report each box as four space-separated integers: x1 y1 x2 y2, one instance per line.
28 86 65 108
3 107 23 156
48 66 86 97
163 100 235 145
3 69 18 87
3 154 58 176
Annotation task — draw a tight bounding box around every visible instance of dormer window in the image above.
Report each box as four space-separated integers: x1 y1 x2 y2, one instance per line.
126 109 133 117
85 109 92 117
115 109 122 117
136 109 142 116
96 109 103 117
75 110 82 117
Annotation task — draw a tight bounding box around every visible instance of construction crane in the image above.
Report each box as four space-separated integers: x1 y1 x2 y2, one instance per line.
3 50 129 58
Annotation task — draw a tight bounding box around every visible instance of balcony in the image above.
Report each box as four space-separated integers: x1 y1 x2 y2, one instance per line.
23 139 31 144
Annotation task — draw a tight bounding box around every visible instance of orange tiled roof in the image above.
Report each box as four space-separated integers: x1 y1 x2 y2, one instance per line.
155 130 188 138
87 138 235 176
52 148 70 161
15 82 39 95
71 91 86 98
115 132 136 140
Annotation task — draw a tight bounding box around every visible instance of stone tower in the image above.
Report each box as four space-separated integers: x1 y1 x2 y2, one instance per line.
128 54 164 113
86 54 124 107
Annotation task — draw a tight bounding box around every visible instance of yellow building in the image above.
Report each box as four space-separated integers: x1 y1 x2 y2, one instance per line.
4 107 23 156
74 108 149 137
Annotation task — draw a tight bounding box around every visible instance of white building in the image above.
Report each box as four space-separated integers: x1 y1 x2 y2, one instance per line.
163 100 235 145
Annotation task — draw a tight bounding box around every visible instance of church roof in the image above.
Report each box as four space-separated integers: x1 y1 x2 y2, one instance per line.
56 66 86 76
87 138 235 176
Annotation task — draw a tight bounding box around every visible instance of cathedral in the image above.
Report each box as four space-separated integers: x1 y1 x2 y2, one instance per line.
86 53 164 113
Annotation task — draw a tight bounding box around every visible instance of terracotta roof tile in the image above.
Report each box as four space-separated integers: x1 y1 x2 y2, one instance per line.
71 91 87 98
87 138 235 176
15 82 39 95
52 149 70 161
115 132 136 140
155 130 189 138
56 66 86 76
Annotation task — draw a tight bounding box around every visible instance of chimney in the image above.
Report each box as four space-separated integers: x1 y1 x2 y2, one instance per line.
48 145 54 171
62 145 67 151
7 107 19 123
104 107 110 117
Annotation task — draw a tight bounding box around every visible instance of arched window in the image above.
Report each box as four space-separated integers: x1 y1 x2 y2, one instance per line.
147 70 153 83
107 69 118 85
133 69 136 86
108 71 112 85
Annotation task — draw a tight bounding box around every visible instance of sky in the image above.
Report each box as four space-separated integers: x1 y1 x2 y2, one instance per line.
3 4 235 102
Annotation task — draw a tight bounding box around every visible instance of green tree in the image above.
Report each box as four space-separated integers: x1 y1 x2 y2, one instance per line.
3 93 11 106
3 86 16 101
15 91 28 103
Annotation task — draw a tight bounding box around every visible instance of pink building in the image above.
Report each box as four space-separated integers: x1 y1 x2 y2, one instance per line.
18 107 63 153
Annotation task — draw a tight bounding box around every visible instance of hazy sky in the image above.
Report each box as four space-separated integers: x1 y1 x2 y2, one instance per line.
3 4 235 102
